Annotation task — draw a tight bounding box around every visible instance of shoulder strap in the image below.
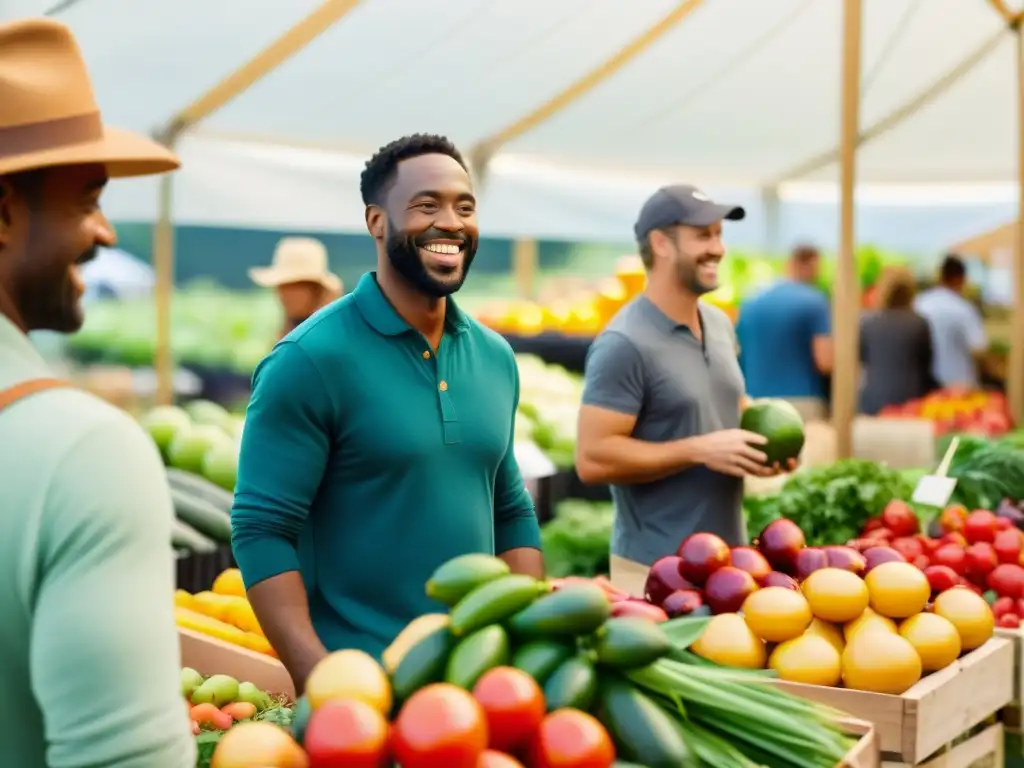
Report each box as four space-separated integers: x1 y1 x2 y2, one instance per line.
0 378 72 415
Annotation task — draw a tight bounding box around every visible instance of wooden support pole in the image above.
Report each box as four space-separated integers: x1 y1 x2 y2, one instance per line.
1009 23 1024 424
153 169 176 405
832 0 863 459
512 239 539 300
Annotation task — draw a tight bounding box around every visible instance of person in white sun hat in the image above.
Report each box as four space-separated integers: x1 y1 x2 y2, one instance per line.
249 236 343 338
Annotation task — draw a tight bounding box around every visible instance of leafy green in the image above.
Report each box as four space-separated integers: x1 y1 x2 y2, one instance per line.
947 442 1024 510
540 500 613 577
743 459 914 545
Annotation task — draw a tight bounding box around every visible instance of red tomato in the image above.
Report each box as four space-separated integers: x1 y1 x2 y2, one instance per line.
965 542 999 584
891 537 924 562
939 532 968 548
998 613 1022 629
472 668 545 753
862 518 885 534
992 596 1017 618
881 500 919 537
964 510 997 544
988 563 1024 600
528 709 615 768
304 699 390 768
923 565 961 595
994 528 1023 564
477 750 525 768
932 544 967 575
939 504 968 534
392 684 488 768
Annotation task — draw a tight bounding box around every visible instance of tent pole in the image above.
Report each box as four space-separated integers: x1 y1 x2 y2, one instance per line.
153 154 176 406
1010 20 1024 425
468 0 705 182
513 239 539 300
833 0 862 459
149 0 363 405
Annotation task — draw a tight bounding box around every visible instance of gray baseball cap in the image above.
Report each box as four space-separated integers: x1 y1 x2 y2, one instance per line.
634 184 745 242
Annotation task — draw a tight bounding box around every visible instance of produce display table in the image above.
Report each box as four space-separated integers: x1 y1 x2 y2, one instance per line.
179 627 294 699
997 626 1024 733
501 332 593 374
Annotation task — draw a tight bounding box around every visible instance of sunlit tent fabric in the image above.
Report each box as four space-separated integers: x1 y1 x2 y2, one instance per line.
7 0 1018 238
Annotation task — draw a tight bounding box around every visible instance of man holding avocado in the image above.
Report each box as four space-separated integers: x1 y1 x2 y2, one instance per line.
576 185 787 572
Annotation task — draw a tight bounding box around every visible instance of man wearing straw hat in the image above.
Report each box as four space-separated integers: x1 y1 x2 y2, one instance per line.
249 236 343 339
0 18 193 768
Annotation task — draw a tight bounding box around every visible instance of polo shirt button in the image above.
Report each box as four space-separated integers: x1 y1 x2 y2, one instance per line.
422 350 431 360
439 381 448 392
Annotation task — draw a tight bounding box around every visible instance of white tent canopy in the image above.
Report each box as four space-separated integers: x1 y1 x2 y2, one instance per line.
8 0 1020 213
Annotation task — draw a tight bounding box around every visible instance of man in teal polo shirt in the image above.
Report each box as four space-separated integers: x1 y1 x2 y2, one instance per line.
232 134 543 690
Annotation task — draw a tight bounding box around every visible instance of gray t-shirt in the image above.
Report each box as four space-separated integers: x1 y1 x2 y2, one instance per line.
581 296 746 565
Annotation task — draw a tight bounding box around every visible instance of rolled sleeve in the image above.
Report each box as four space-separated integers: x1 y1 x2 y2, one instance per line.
494 358 541 554
232 341 336 589
581 331 645 416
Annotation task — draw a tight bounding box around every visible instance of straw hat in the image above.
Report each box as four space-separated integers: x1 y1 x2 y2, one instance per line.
0 18 179 177
249 237 342 292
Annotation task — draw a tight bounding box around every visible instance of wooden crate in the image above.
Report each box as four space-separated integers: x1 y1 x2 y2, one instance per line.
178 627 295 699
995 626 1024 731
885 723 1004 768
773 638 1014 764
841 719 882 768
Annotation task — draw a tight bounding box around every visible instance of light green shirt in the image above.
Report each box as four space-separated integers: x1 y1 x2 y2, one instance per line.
0 315 195 767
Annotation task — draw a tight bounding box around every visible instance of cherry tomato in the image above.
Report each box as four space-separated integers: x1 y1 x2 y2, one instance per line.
392 684 488 768
999 612 1022 629
991 595 1016 618
881 500 919 537
528 709 615 768
304 699 390 768
994 528 1023 564
472 667 545 753
964 510 997 544
478 750 525 768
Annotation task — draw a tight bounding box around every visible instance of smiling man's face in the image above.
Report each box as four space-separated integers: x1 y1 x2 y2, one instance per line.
380 153 479 298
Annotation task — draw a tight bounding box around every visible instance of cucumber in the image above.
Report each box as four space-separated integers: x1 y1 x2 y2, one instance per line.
509 584 611 640
597 678 696 768
172 518 218 554
449 574 549 637
390 624 455 703
592 617 672 670
426 554 510 607
445 624 510 690
512 641 576 685
166 467 235 511
543 655 598 712
171 487 233 543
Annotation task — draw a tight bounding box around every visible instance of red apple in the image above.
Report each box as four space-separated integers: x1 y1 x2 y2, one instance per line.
793 547 829 581
923 565 961 595
756 519 806 574
762 571 800 591
676 533 730 586
823 546 866 576
644 556 695 605
661 589 705 618
703 567 758 614
729 546 772 584
863 546 907 573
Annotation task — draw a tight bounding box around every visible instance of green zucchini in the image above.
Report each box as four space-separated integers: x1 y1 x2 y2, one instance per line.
592 617 672 670
172 518 218 554
543 655 598 712
171 487 232 543
448 574 549 637
445 624 510 690
166 467 235 511
509 584 611 640
426 554 510 607
512 640 576 685
597 678 697 768
390 625 455 704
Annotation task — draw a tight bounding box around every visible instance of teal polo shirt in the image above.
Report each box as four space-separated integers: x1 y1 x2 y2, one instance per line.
232 272 541 660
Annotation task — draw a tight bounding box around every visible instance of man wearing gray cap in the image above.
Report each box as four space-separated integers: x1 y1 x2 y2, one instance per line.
576 185 783 571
